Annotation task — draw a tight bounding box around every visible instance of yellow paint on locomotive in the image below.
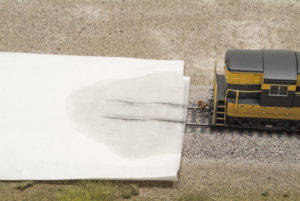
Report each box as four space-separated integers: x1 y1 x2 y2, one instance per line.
225 66 263 85
213 69 218 125
225 66 300 88
226 102 300 121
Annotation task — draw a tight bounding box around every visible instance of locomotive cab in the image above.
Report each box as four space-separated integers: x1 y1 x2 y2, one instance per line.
260 50 297 108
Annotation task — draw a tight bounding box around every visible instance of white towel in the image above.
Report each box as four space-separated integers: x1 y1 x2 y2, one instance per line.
0 52 189 180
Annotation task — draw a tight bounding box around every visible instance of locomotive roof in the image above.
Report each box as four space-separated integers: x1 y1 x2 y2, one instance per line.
225 49 299 85
262 49 297 85
225 49 263 73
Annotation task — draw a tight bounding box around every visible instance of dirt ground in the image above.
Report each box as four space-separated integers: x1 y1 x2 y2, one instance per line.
1 159 300 201
0 0 300 200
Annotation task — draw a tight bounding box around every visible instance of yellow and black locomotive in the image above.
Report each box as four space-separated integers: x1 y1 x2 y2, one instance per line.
210 49 300 131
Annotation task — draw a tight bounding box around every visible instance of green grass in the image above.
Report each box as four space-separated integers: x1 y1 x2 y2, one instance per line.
55 181 139 201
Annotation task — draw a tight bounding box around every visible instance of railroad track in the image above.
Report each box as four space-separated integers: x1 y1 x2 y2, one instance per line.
185 105 300 139
186 105 210 127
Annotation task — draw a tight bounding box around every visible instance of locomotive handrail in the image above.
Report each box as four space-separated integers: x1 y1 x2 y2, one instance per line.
224 89 262 124
212 62 218 125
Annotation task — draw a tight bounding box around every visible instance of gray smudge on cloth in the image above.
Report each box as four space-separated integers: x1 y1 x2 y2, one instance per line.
66 72 188 158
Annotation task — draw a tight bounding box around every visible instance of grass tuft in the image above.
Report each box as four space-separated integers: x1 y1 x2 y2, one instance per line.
261 191 269 197
55 181 139 201
283 193 290 198
15 181 34 190
121 184 139 199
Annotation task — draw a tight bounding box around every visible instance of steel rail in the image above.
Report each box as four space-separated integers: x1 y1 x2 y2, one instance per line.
185 123 211 126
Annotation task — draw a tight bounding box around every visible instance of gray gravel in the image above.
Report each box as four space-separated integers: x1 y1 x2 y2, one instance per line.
183 130 300 163
184 86 300 163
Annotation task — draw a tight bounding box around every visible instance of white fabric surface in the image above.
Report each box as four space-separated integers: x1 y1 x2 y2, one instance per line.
0 52 189 181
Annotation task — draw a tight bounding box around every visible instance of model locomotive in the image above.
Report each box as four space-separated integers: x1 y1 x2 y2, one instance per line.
209 49 300 131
